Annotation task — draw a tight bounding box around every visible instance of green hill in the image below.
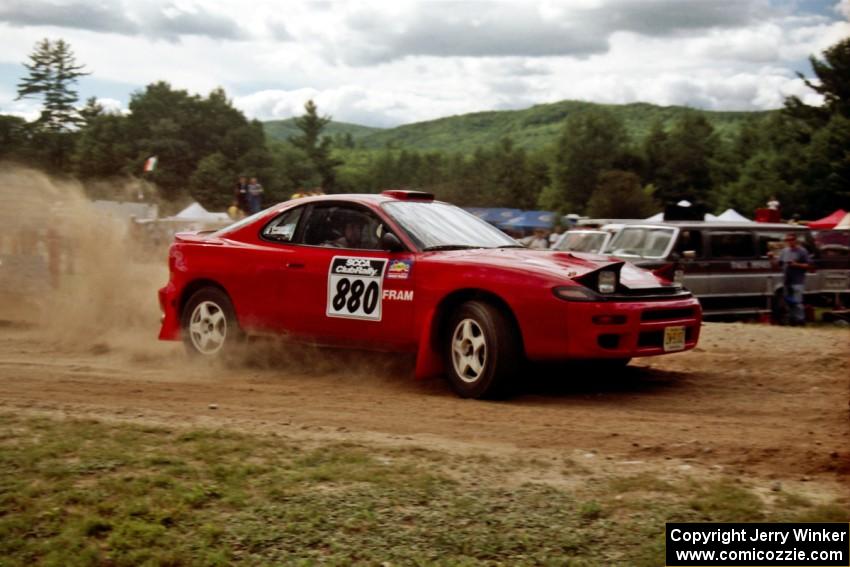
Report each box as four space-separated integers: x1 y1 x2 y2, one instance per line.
263 118 382 143
264 100 772 154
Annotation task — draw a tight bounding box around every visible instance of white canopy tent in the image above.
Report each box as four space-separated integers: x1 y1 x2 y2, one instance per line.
714 208 752 222
169 202 230 222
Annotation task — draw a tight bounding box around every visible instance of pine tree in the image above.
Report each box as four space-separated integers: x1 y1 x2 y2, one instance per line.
290 100 341 191
16 38 88 132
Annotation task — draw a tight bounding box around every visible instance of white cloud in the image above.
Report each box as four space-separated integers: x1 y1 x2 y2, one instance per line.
0 0 846 127
95 97 127 114
0 0 246 41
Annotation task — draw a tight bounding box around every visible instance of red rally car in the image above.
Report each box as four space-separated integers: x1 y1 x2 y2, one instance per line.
159 190 702 398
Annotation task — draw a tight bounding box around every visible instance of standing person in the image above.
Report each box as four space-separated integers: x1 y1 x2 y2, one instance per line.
234 177 249 216
526 228 550 250
247 177 264 214
777 232 812 326
549 224 564 246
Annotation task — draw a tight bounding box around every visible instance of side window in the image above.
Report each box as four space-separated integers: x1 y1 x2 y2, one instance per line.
756 231 815 257
709 231 755 258
262 206 304 242
756 231 787 258
674 230 703 258
302 204 384 250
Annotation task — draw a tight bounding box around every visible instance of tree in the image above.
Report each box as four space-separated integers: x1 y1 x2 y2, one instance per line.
121 82 273 205
190 152 233 209
650 113 717 205
79 96 104 125
290 100 341 191
780 36 850 215
0 115 29 161
16 38 88 133
551 108 628 213
785 36 850 125
72 113 133 179
586 170 657 218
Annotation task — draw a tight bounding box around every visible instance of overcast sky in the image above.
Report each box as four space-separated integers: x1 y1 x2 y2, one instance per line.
0 0 848 127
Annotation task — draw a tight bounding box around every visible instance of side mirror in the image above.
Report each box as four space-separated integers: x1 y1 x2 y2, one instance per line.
381 232 405 252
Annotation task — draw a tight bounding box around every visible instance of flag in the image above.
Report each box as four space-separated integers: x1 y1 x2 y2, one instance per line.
143 156 158 172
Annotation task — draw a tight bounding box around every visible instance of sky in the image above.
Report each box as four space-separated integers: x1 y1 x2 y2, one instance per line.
0 0 848 128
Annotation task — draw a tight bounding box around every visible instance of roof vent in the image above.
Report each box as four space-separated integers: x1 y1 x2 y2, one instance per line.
381 189 435 201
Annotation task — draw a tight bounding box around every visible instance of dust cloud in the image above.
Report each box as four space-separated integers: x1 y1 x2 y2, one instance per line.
0 165 413 381
0 165 166 347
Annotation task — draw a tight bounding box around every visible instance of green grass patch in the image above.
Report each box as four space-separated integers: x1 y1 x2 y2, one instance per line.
0 413 846 566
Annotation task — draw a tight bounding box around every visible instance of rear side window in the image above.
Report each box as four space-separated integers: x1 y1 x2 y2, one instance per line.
674 229 704 258
709 231 755 258
262 206 304 242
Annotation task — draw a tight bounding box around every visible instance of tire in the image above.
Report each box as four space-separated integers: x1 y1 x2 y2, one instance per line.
180 287 241 357
444 300 520 399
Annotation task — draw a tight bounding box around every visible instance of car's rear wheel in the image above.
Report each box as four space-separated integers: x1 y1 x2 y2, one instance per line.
445 301 520 399
181 287 240 357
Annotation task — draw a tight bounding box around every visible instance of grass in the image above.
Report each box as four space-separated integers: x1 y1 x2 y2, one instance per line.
0 413 846 566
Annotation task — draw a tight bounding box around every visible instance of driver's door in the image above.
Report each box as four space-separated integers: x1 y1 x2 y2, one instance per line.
285 203 417 350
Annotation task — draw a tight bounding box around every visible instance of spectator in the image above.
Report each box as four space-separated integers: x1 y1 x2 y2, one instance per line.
767 196 780 211
526 228 550 250
247 177 264 214
234 176 249 214
549 224 564 246
777 232 812 326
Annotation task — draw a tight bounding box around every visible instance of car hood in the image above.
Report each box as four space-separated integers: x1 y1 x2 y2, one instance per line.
426 248 667 289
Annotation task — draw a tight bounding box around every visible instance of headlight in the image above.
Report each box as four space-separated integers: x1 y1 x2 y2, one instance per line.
598 270 617 294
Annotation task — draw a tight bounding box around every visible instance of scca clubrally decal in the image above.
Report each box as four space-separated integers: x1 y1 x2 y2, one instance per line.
327 256 388 321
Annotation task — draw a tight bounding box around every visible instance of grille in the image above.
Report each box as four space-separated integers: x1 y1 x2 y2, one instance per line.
641 308 696 322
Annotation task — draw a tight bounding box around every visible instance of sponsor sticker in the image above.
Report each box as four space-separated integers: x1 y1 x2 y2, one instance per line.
327 256 388 321
386 259 413 280
383 289 414 301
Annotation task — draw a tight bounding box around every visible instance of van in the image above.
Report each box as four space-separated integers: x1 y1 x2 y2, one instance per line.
602 221 847 318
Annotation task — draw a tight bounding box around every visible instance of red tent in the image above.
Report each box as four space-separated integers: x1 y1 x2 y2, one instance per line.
808 209 847 229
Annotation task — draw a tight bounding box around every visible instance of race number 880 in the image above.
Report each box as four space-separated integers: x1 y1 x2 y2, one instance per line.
326 256 387 321
332 277 380 315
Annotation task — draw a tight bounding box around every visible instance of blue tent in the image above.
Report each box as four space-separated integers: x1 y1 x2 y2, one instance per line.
502 210 557 230
473 208 523 227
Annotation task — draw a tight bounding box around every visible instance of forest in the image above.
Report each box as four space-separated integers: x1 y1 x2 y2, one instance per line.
1 36 848 220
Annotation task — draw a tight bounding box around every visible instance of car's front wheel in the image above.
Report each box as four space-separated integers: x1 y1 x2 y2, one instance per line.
445 301 520 398
181 287 240 357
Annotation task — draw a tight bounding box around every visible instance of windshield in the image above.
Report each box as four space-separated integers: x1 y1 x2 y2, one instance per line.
605 226 675 258
383 201 519 250
555 231 607 253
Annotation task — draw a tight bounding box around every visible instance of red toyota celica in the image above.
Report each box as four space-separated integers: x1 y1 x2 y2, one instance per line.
159 190 701 398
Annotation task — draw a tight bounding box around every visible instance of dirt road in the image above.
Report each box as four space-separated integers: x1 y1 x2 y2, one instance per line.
1 318 847 492
0 168 847 505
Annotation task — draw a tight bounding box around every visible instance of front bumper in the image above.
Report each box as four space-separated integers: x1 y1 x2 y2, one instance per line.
524 295 702 360
564 296 701 358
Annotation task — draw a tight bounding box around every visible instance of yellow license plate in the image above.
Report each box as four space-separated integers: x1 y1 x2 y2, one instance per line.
663 326 686 352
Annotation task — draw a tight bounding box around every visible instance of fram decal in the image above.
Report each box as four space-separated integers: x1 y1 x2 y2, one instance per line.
383 289 414 301
386 259 413 280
